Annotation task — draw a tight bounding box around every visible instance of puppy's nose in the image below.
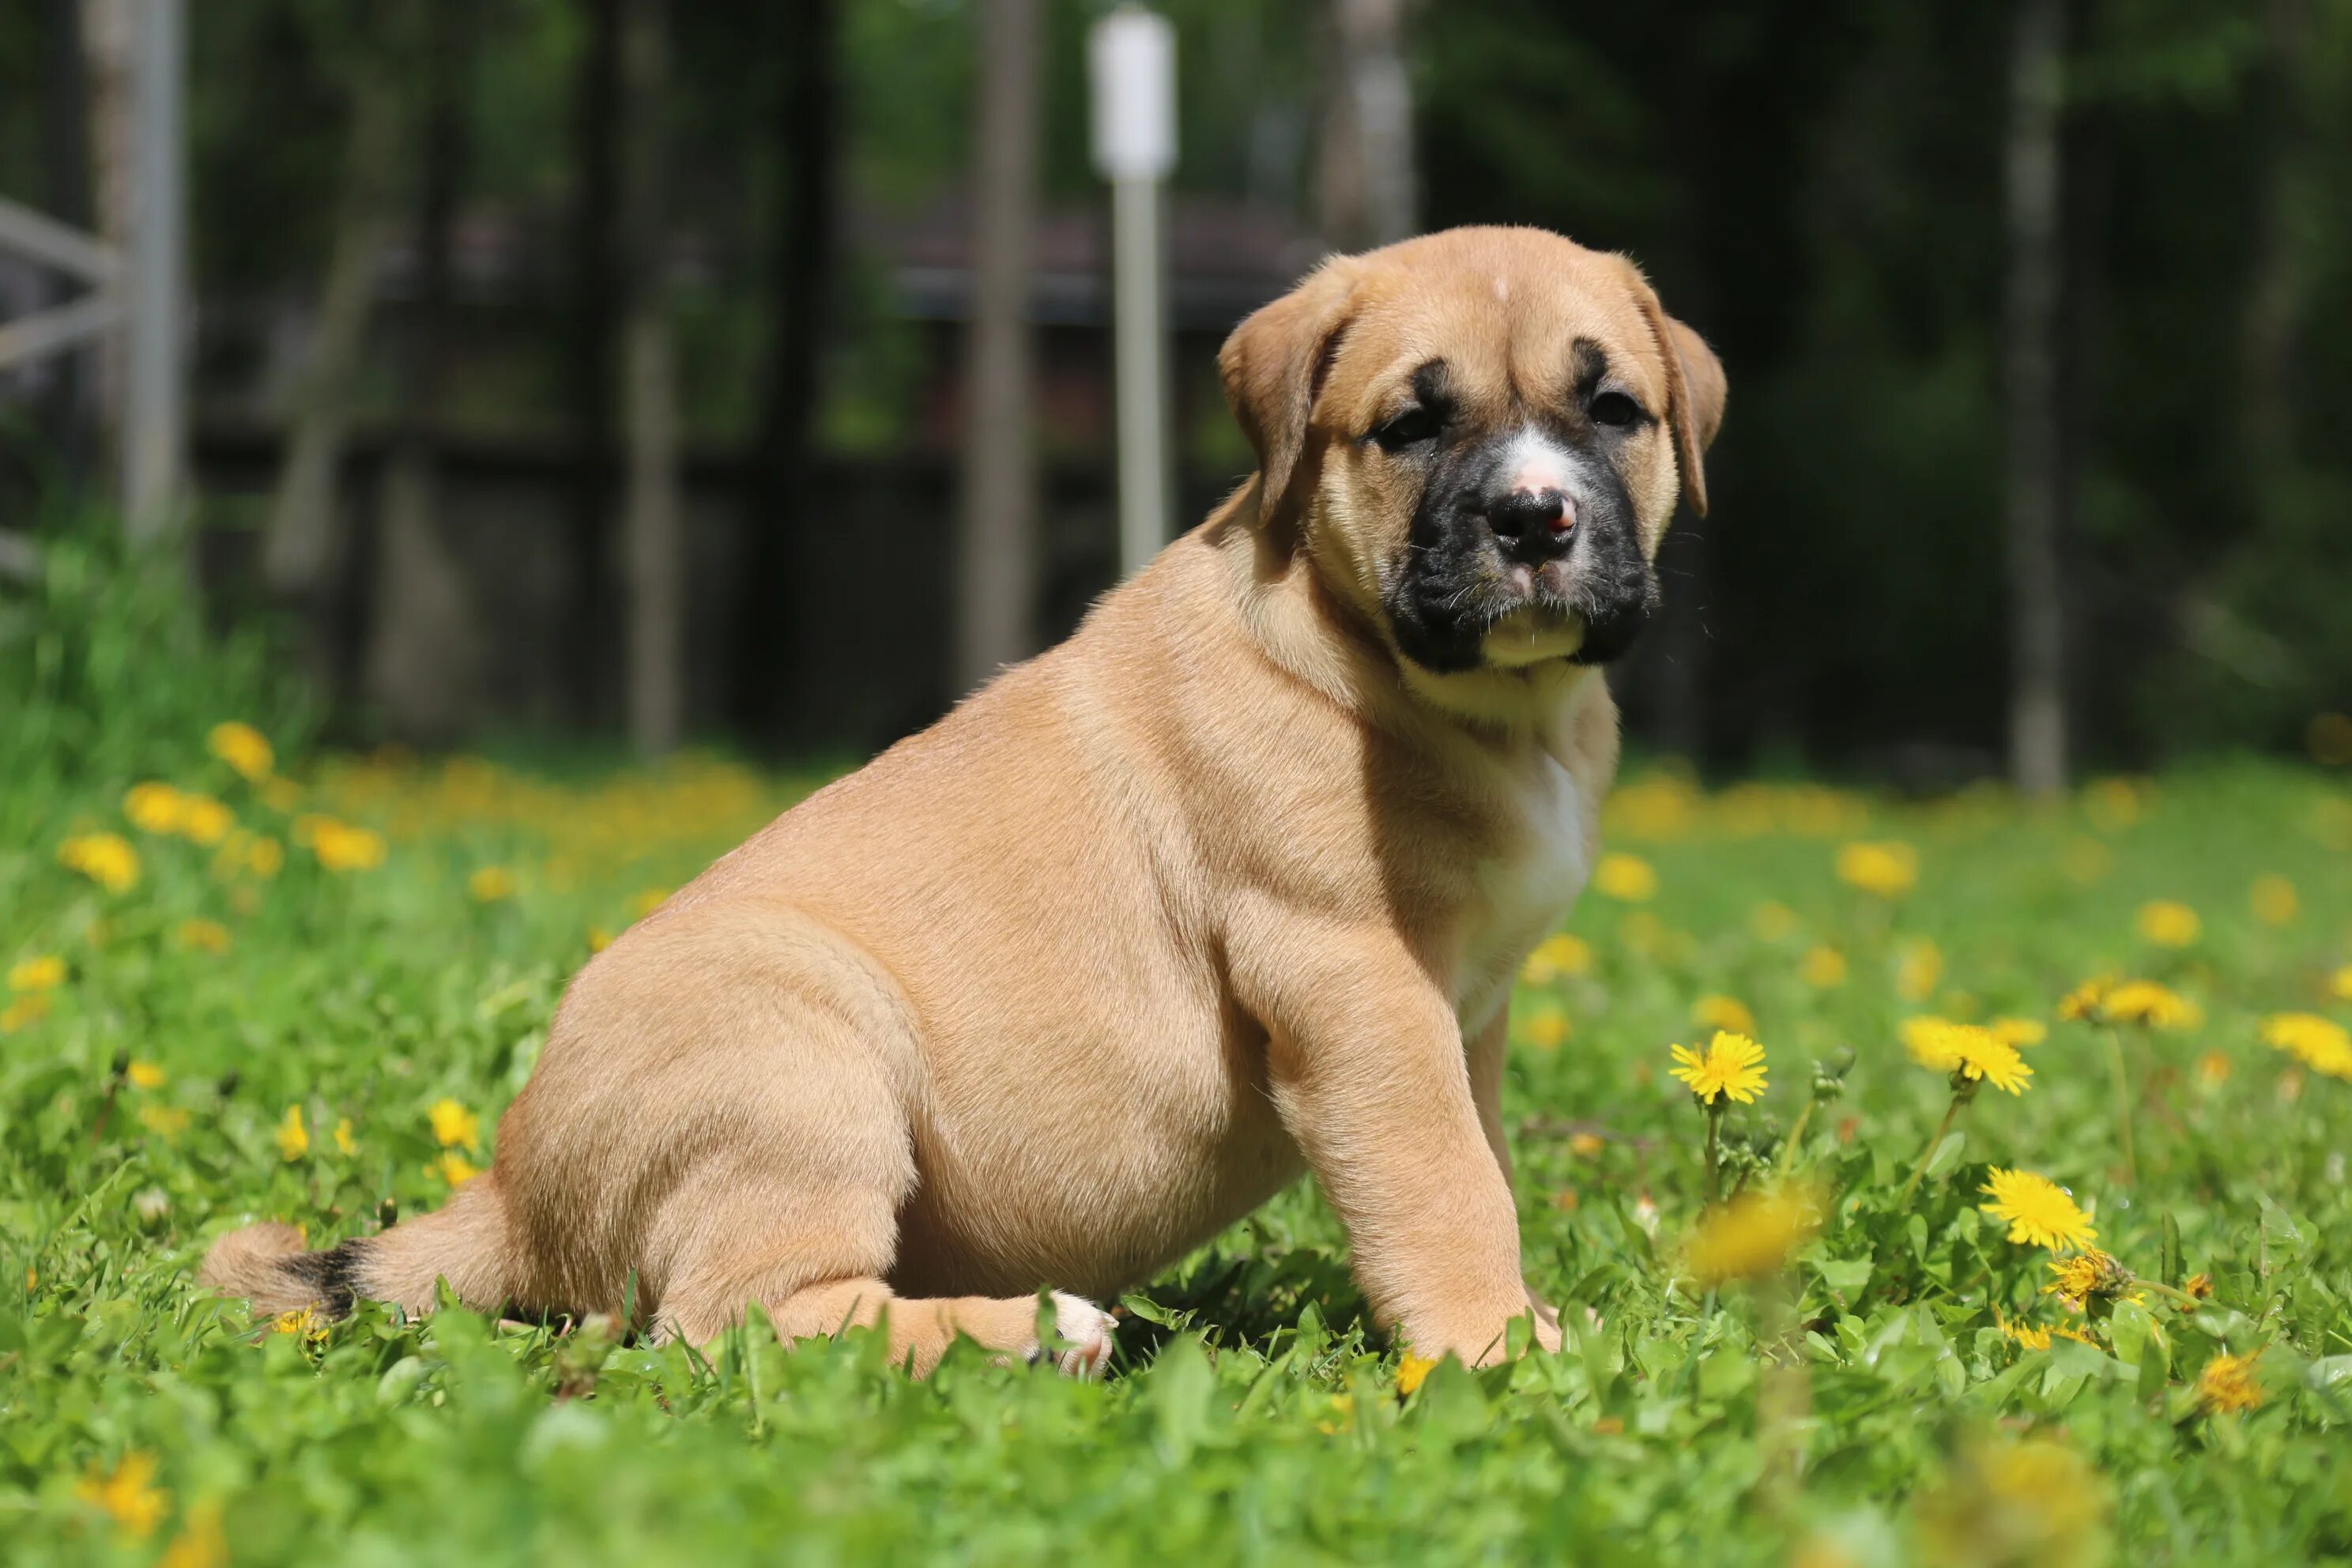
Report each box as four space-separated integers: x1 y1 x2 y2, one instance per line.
1484 487 1576 561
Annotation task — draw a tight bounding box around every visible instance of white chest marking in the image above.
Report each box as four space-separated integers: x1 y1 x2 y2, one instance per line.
1458 752 1590 1032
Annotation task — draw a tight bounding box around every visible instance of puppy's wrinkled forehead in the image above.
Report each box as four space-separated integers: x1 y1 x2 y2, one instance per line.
1327 243 1668 425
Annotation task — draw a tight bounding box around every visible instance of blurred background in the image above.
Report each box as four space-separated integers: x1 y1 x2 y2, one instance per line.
2 0 2349 791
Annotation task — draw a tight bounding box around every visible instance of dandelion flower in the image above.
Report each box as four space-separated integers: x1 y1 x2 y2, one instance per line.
2098 980 2201 1031
160 1499 226 1568
428 1098 481 1150
1 993 51 1033
1691 994 1757 1036
2006 1321 2054 1351
273 1307 320 1338
1835 840 1918 899
468 865 518 903
1750 901 1800 941
1668 1031 1770 1105
59 832 141 892
2056 975 2113 1021
2248 875 2297 925
1592 853 1657 903
433 1150 481 1186
1989 1017 2046 1049
1895 939 1942 1002
1682 1184 1821 1286
2196 1350 2263 1415
124 781 188 835
75 1452 168 1539
1520 932 1592 985
177 793 234 846
208 721 275 782
2042 1250 2132 1311
309 820 387 873
126 1060 168 1090
2195 1050 2233 1087
1521 1007 1569 1050
2260 1013 2352 1080
629 886 673 919
333 1117 356 1155
2135 900 2200 947
1908 1020 2032 1095
175 919 232 955
1396 1351 1438 1396
2334 965 2352 1004
139 1105 191 1140
275 1105 309 1161
1798 945 1847 988
1979 1168 2097 1252
8 954 66 992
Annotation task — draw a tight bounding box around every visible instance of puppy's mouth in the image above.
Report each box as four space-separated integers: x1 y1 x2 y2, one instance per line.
1385 540 1651 677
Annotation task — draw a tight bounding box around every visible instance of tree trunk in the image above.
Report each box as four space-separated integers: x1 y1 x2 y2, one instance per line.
1316 0 1415 251
566 0 622 730
364 0 473 740
262 54 403 608
2003 0 2067 797
80 0 131 474
734 0 839 743
39 0 96 491
954 0 1041 695
618 0 684 756
2239 0 2310 480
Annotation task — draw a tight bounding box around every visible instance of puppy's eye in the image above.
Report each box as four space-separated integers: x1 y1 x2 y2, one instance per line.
1589 391 1642 428
1371 406 1442 451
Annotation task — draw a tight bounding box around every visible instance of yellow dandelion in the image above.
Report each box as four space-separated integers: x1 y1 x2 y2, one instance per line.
1989 1017 2046 1049
273 1306 321 1337
175 919 232 955
1979 1168 2097 1251
433 1150 481 1186
333 1117 356 1156
8 954 66 992
309 820 387 873
428 1098 481 1151
2043 1250 2131 1311
1749 901 1801 941
1668 1031 1770 1105
1396 1351 1439 1396
1592 853 1657 903
2099 980 2201 1031
468 865 518 903
126 1060 168 1090
275 1104 310 1161
59 831 141 892
2196 1350 2264 1415
2056 975 2113 1021
1835 840 1918 899
1691 994 1757 1036
1907 1020 2032 1094
247 835 285 878
2195 1050 2233 1087
1895 938 1943 1002
177 793 234 846
2260 1012 2352 1080
208 721 275 782
1798 945 1847 988
1520 932 1592 985
1521 1007 1570 1050
2003 1319 2054 1351
140 1104 191 1140
159 1499 226 1568
2248 875 2297 925
1903 1015 1965 1071
123 781 188 835
1568 1131 1605 1159
2135 900 2200 948
2334 964 2352 1004
1 993 51 1033
75 1451 169 1538
1682 1183 1821 1286
588 926 616 953
629 885 673 919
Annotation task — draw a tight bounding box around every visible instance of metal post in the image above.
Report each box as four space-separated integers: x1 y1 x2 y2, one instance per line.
1089 7 1175 580
125 0 186 542
1110 173 1167 579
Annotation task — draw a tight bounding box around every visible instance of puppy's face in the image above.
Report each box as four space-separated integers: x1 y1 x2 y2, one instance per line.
1221 228 1725 694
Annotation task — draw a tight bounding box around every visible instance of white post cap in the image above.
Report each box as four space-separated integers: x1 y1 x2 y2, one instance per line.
1089 6 1176 182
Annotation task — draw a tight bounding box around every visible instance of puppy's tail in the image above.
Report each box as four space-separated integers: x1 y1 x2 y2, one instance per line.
198 1171 522 1320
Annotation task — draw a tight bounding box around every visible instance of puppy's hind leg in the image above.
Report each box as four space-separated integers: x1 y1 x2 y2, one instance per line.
668 1268 1114 1378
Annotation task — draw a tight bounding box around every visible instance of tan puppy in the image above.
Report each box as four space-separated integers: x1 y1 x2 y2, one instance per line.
202 226 1724 1375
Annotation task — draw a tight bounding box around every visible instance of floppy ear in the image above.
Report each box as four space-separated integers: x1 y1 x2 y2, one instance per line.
1626 278 1728 518
1218 261 1357 532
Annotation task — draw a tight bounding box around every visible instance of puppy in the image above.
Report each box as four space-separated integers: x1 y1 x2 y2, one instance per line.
202 226 1724 1375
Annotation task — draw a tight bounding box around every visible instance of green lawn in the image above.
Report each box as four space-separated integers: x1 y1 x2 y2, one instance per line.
5 566 2350 1564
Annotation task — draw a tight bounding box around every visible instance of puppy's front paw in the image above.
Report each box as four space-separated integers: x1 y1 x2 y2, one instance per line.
1033 1291 1114 1378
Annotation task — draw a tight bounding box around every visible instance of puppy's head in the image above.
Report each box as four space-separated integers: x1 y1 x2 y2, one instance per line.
1220 227 1724 696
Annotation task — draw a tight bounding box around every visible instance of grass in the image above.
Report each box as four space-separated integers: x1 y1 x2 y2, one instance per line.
5 549 2352 1566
